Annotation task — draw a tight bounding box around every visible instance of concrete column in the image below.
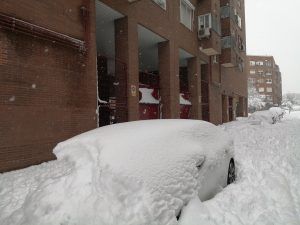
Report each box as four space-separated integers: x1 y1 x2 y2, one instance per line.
237 96 246 117
115 17 139 122
222 95 229 123
158 41 180 119
187 57 201 119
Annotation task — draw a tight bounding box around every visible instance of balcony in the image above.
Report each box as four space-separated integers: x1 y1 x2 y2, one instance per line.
220 36 236 67
198 13 221 56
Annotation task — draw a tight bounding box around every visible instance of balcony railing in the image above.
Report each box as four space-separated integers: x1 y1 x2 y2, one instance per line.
220 6 239 26
211 15 221 35
221 36 236 49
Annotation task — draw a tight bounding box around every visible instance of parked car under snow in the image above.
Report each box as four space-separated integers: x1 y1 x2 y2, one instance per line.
0 120 235 225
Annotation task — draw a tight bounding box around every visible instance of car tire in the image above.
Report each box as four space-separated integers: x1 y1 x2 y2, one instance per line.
227 160 235 185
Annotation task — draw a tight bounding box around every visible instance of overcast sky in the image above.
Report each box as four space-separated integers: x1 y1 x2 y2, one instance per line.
245 0 300 94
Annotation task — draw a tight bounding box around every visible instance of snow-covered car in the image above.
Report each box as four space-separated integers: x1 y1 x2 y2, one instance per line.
0 120 235 225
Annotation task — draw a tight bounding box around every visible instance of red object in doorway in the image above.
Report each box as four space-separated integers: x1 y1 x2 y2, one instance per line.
139 104 160 120
180 92 192 119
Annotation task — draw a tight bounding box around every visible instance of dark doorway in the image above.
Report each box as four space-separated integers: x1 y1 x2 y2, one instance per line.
201 64 210 122
97 55 127 127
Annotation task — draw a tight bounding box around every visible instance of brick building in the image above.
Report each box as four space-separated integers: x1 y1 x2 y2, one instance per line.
247 55 282 107
0 0 247 172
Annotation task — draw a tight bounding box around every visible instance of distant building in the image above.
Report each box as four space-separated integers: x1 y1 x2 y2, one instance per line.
247 55 282 108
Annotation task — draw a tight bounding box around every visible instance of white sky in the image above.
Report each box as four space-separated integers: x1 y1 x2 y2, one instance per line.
245 0 300 94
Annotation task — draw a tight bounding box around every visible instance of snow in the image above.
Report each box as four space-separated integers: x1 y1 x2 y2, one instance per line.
1 113 300 225
98 98 108 104
293 105 300 111
178 196 215 225
0 120 231 225
249 108 284 124
179 112 300 225
139 88 160 104
179 94 192 106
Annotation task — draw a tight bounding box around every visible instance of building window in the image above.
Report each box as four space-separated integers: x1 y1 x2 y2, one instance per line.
199 14 211 29
267 87 272 93
152 0 167 10
265 72 272 76
180 0 195 30
266 79 272 84
256 61 263 66
265 60 272 67
250 70 255 74
259 88 265 93
257 70 264 75
250 61 255 66
257 79 264 84
248 78 255 83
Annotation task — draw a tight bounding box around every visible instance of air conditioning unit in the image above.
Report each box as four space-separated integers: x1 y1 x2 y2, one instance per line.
198 27 210 39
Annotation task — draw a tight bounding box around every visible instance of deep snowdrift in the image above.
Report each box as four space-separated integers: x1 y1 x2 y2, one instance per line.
1 113 300 225
187 112 300 225
0 120 232 225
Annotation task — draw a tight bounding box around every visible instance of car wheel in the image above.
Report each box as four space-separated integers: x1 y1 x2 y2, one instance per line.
227 160 235 185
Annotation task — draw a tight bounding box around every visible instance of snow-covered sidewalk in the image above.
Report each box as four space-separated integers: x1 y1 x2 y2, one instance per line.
194 112 300 225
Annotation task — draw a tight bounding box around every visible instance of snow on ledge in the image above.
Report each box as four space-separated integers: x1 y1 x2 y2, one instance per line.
180 93 192 105
139 88 160 104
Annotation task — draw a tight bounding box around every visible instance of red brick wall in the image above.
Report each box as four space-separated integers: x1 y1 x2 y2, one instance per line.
0 0 97 172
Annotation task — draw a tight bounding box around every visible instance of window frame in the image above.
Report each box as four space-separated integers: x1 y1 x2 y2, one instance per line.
152 0 167 10
180 0 195 30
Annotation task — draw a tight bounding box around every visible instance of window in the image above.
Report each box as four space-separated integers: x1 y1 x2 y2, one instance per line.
257 79 264 84
152 0 167 10
265 72 272 76
259 88 265 93
256 61 263 66
250 70 255 74
265 60 272 67
250 61 255 66
267 87 272 93
257 70 264 75
248 78 255 83
198 13 211 30
180 0 195 30
266 79 272 84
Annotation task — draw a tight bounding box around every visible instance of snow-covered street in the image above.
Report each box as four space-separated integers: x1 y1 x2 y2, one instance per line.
191 111 300 225
0 112 300 225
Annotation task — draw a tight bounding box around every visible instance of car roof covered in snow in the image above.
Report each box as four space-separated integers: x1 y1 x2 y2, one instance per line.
54 119 232 190
54 119 232 163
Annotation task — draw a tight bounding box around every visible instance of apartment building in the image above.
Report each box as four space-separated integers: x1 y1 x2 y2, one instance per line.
0 0 247 172
247 55 282 106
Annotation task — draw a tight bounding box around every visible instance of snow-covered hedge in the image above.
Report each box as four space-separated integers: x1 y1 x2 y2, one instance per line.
249 107 285 124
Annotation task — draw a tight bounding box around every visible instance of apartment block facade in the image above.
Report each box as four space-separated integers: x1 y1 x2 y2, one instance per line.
247 55 282 106
0 0 247 172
